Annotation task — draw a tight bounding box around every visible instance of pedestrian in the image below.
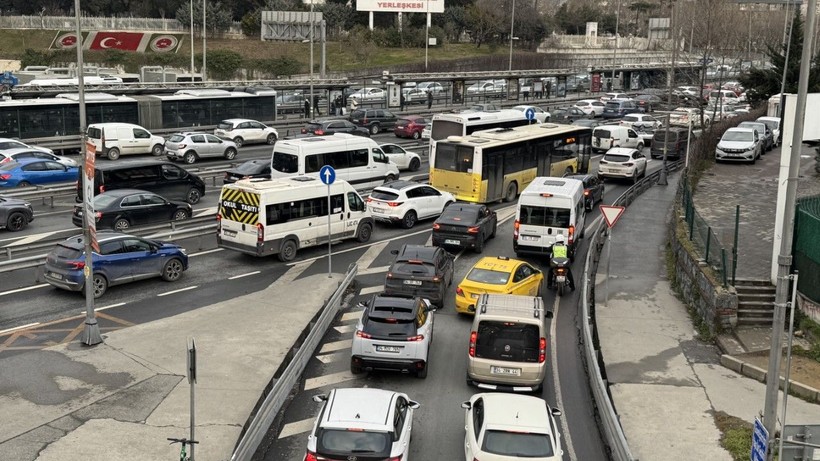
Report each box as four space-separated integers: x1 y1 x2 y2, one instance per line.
426 90 433 110
330 99 336 116
400 93 406 112
313 95 321 116
304 98 310 119
523 89 530 101
350 98 359 112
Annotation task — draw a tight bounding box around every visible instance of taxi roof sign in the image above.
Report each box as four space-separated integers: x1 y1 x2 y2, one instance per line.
600 205 626 228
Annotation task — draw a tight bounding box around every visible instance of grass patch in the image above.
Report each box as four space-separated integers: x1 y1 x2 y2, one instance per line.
713 411 753 461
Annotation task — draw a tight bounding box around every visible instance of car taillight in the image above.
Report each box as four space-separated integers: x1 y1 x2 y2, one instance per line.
556 267 567 275
624 162 633 167
513 219 520 239
432 223 440 230
94 211 102 219
432 276 441 282
456 287 464 297
0 174 10 180
469 331 477 357
568 225 575 245
407 334 424 342
356 330 371 339
386 272 393 278
99 185 105 193
386 456 403 461
584 190 590 196
386 201 403 207
69 261 85 270
539 337 546 363
467 226 480 234
301 128 308 134
216 213 222 233
315 129 325 135
304 451 320 461
256 223 264 243
178 143 187 149
0 157 10 163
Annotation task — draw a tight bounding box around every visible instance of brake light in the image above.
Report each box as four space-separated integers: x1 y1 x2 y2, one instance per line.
0 174 10 180
387 201 403 207
539 337 546 363
624 162 634 167
432 223 440 230
467 226 480 234
407 334 425 341
584 190 590 196
513 219 520 239
301 128 308 134
568 225 575 245
469 331 477 357
0 157 9 163
456 287 464 297
256 223 264 243
356 330 371 339
69 261 86 270
315 129 325 135
304 451 320 461
94 211 102 219
178 143 187 149
432 276 441 282
386 456 403 461
386 272 393 278
556 268 567 275
99 185 105 193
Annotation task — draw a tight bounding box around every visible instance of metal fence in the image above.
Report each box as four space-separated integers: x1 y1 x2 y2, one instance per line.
0 15 243 36
794 195 820 302
679 180 738 287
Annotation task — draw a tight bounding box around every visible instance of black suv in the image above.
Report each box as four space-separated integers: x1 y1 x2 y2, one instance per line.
301 119 370 137
349 109 398 135
0 196 34 232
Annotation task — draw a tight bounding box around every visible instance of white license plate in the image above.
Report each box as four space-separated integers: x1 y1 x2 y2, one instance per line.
403 280 422 286
556 275 566 283
376 345 402 353
370 207 385 213
444 239 460 245
521 235 538 241
49 272 63 280
491 366 521 376
76 211 83 216
470 293 480 299
223 230 237 237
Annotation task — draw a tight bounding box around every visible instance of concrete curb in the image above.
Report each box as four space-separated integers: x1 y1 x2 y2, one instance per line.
719 354 820 404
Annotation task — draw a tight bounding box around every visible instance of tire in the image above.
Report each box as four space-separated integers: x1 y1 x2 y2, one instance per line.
557 283 564 297
408 158 421 172
489 223 496 239
266 133 277 144
186 188 202 205
232 137 244 148
401 210 417 229
564 166 573 176
224 147 237 160
632 169 638 184
6 211 27 232
385 174 398 183
412 131 420 140
16 181 30 188
173 209 189 221
417 362 428 379
151 144 163 156
350 361 363 375
504 181 518 202
278 239 298 262
161 258 184 282
637 142 644 150
113 218 130 231
356 222 373 243
370 124 380 135
92 273 108 298
184 151 197 164
474 234 485 253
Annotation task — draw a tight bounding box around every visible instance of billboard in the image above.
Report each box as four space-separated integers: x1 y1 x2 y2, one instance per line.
51 31 185 53
357 0 444 13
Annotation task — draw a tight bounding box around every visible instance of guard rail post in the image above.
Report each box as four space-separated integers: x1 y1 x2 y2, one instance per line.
705 228 712 264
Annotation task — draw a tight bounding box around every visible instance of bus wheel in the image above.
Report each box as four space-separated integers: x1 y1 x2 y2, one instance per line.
278 240 297 262
504 182 518 202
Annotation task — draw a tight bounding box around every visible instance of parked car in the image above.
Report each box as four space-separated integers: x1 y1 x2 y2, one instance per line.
633 93 664 112
377 144 422 172
393 115 429 140
213 118 278 147
384 244 454 307
347 87 386 103
0 148 77 167
401 87 429 105
757 116 781 146
301 119 370 137
455 256 544 314
432 203 497 253
223 159 272 184
0 137 54 155
467 80 505 97
574 99 606 117
597 147 647 183
600 92 631 102
416 81 447 94
602 100 641 119
462 393 564 461
349 108 398 135
566 174 604 211
669 107 711 127
0 159 78 188
715 127 761 164
738 121 774 152
73 189 191 231
43 231 189 298
0 195 34 231
164 132 238 164
421 125 431 140
550 106 588 123
350 293 436 378
592 125 644 153
455 103 502 113
305 388 419 460
368 180 454 228
512 105 551 123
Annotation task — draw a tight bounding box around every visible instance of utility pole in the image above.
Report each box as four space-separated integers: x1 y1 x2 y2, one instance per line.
611 0 622 90
508 0 516 71
202 0 207 81
659 0 676 186
763 0 817 458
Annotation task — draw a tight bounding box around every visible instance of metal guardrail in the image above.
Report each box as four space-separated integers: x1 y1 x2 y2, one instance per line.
231 263 358 461
581 160 684 461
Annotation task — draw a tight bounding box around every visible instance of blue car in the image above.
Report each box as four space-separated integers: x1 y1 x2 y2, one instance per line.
43 232 189 298
0 159 79 187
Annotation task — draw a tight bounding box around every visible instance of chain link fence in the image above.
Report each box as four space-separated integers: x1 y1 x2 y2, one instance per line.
794 195 820 302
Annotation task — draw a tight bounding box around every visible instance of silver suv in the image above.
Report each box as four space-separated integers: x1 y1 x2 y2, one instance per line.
351 294 436 378
164 132 238 164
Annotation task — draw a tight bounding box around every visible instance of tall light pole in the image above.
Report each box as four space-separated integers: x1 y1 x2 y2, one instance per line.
659 0 676 186
202 0 207 81
425 0 430 71
310 0 315 118
508 0 516 71
190 0 194 76
611 0 621 90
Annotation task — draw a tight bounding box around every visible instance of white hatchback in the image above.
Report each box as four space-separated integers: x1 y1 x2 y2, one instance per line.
378 143 422 171
574 99 606 117
214 118 278 148
462 393 564 461
367 180 455 229
619 113 663 131
597 147 648 183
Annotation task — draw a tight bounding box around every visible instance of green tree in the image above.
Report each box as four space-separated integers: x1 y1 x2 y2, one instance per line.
466 0 504 47
628 1 655 35
206 49 243 80
175 0 234 35
318 2 358 39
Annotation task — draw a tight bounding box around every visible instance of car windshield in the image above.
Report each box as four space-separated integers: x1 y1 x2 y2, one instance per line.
169 134 185 142
0 161 19 171
623 116 639 122
604 154 630 163
465 267 510 285
482 430 554 457
51 244 83 260
217 122 233 130
475 320 541 362
93 194 123 209
363 315 417 337
593 129 611 139
350 110 366 118
370 189 400 201
518 205 571 228
317 429 391 456
392 261 435 276
271 152 298 173
759 120 778 131
605 102 621 109
722 131 753 142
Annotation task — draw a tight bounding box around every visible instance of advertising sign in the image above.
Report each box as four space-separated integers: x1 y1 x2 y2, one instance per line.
51 31 185 53
591 73 602 93
84 137 99 252
357 0 444 13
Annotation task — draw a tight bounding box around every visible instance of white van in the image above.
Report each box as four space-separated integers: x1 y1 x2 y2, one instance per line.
87 123 166 160
513 177 586 260
270 133 400 190
591 125 643 153
217 176 374 261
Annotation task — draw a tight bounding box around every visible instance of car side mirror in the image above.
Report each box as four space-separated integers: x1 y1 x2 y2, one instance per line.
390 249 399 255
545 310 554 319
551 407 563 417
408 400 421 410
426 305 437 312
461 401 472 410
312 394 328 403
150 245 159 253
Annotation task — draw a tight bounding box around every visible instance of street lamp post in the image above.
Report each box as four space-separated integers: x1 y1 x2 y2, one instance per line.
202 0 207 81
310 0 315 118
611 0 621 90
508 0 515 71
425 0 430 71
190 0 194 75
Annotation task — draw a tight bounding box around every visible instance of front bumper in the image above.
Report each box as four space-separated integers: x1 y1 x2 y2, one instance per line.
715 150 755 161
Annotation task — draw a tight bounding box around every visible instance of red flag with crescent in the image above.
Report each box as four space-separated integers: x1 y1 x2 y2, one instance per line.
86 31 150 52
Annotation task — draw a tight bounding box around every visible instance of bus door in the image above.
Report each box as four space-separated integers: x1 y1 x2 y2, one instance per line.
483 152 504 202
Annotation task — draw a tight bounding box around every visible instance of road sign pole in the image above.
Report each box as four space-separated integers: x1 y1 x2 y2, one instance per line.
319 165 336 278
187 338 197 461
599 205 626 308
327 183 332 278
605 228 612 308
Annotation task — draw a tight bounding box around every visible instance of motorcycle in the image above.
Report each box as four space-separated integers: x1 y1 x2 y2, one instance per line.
550 256 571 297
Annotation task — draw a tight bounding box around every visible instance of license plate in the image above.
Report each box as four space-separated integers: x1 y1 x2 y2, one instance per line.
403 280 422 286
521 235 538 241
76 211 83 216
470 293 480 299
444 239 460 245
397 125 405 129
223 230 237 237
491 366 521 376
370 207 385 213
376 345 401 353
49 272 63 280
556 275 566 283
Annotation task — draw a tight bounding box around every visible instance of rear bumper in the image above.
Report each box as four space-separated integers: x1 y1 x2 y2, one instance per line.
432 234 479 250
217 235 281 257
351 355 426 374
384 285 443 305
44 272 83 292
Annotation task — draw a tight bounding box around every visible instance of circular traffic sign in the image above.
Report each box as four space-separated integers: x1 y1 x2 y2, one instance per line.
525 108 536 121
319 165 336 185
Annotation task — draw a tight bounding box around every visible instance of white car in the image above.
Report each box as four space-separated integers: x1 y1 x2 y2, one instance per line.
574 99 606 117
675 86 700 97
669 107 711 128
421 125 431 140
512 105 551 123
348 87 386 102
378 143 422 171
306 388 420 461
0 148 77 167
351 294 436 377
416 81 446 94
214 118 278 147
462 393 564 461
600 92 631 102
467 81 504 95
619 113 663 131
0 138 54 155
368 180 455 228
598 147 648 183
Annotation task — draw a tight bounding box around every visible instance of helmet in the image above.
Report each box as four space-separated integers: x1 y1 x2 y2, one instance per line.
554 234 566 244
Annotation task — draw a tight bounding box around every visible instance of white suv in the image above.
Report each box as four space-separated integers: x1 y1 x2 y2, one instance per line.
462 393 564 461
368 180 455 229
351 294 436 378
597 147 647 183
306 388 420 461
213 118 278 147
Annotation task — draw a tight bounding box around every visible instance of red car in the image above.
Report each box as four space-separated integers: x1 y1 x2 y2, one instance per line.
394 115 429 139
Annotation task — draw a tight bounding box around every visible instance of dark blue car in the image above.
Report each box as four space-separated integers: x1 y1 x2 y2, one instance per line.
0 158 79 187
43 232 188 298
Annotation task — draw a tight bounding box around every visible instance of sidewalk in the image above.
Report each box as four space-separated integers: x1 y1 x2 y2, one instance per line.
595 170 820 460
0 267 342 461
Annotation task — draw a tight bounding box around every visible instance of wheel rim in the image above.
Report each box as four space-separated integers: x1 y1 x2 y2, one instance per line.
108 149 119 160
93 276 106 297
153 145 162 156
409 159 420 171
371 125 379 134
185 153 196 164
165 260 183 280
404 212 416 228
115 219 129 230
174 210 187 221
413 131 420 139
283 242 296 260
188 189 201 204
8 214 24 231
226 149 236 159
267 134 276 144
17 182 29 188
233 137 243 147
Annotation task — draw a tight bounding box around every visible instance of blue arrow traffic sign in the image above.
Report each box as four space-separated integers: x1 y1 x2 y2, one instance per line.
319 165 335 185
525 108 536 121
751 418 768 461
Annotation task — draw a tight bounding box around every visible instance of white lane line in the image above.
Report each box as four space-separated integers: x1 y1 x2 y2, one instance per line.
550 295 576 461
157 286 198 297
94 302 125 312
0 322 41 335
316 350 348 364
425 234 433 246
304 370 358 391
356 241 390 270
0 230 66 246
278 418 316 439
334 324 355 334
276 261 312 285
319 339 352 354
189 248 224 257
358 265 390 276
359 286 383 296
0 284 50 297
194 207 218 218
583 216 604 237
229 271 261 280
340 311 361 323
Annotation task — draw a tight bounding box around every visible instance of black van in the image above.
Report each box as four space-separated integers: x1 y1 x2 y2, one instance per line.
76 160 206 204
650 127 690 159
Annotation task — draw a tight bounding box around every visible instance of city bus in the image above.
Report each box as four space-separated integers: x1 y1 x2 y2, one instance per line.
429 123 592 203
429 109 531 142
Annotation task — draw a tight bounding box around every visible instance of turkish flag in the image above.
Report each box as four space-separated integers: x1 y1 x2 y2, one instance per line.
86 31 148 52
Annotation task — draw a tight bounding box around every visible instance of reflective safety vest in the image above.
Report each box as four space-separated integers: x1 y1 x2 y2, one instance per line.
552 244 568 258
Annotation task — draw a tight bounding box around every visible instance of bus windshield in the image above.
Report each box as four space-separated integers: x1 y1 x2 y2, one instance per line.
434 143 474 172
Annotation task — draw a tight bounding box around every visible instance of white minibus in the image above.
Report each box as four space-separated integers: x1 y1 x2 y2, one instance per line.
513 177 586 260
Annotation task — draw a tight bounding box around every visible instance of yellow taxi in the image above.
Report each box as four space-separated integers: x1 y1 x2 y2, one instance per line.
455 256 544 314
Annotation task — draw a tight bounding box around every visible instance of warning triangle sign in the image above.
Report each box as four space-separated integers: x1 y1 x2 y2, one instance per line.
600 205 626 228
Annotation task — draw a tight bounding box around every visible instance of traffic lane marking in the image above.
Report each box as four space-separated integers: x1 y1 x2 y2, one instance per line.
550 291 577 461
319 339 352 354
0 284 50 298
157 286 198 297
334 324 354 334
0 322 41 335
303 370 358 391
315 350 348 364
340 311 362 323
229 271 261 280
358 265 390 276
359 286 382 296
278 417 315 439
